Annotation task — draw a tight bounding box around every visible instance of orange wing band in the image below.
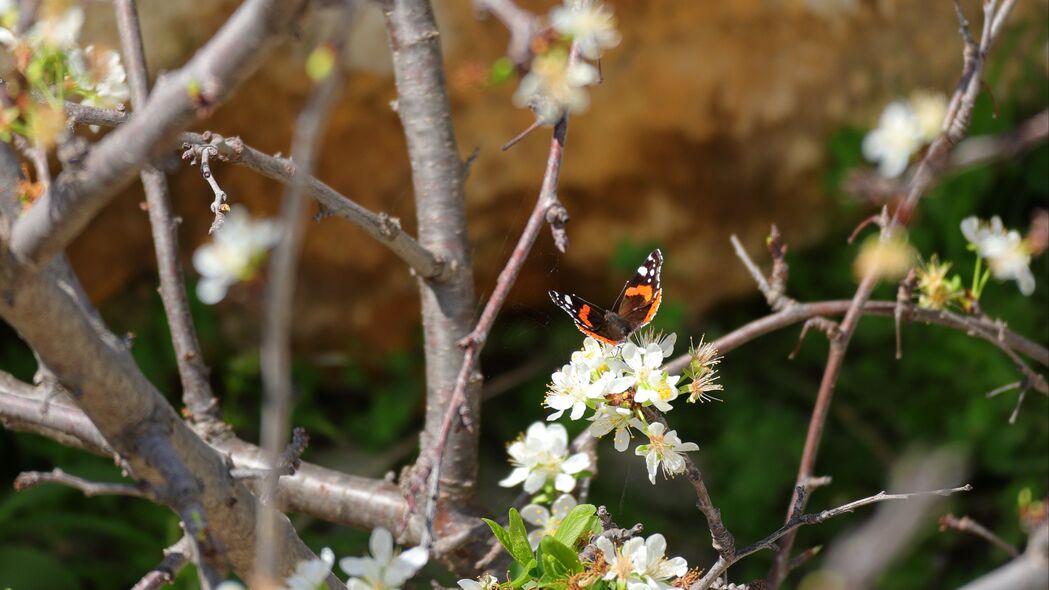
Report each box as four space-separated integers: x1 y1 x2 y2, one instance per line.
624 284 654 301
577 326 620 345
642 290 662 324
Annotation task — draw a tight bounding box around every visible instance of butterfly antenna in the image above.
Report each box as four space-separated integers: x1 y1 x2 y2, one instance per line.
611 279 629 312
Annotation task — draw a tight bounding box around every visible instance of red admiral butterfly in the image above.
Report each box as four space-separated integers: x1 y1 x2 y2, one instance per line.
549 249 663 345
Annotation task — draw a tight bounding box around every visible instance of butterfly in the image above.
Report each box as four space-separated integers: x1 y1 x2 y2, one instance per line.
548 249 663 345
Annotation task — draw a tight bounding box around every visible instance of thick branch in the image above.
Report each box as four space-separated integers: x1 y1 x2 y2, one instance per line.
10 0 311 269
382 0 480 531
114 0 222 431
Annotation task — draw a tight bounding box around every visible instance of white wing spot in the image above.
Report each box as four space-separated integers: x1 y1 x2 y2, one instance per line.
637 265 648 276
564 294 572 305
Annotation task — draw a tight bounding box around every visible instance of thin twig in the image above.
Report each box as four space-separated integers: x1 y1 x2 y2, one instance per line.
14 467 151 498
939 513 1020 558
114 0 224 434
642 407 735 560
130 536 193 590
694 484 972 590
257 5 352 583
473 0 538 67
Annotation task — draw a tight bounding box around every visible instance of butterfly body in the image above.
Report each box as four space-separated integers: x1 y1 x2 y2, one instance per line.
549 249 663 345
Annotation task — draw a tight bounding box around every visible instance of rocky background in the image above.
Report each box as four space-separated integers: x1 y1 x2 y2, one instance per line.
71 0 1046 351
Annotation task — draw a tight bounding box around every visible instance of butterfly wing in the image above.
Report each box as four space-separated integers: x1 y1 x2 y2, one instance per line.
616 249 663 330
548 290 620 345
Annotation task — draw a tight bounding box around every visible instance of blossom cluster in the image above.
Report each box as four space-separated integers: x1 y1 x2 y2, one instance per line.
513 0 621 125
862 91 947 178
1 2 130 145
216 527 428 590
909 214 1041 314
499 331 720 494
596 533 688 590
960 215 1037 296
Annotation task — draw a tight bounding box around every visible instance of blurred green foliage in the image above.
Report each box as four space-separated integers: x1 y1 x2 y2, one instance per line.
1 23 1048 590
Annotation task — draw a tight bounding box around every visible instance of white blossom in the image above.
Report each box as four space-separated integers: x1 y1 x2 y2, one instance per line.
521 494 577 549
69 45 130 109
621 342 681 412
283 547 335 590
546 363 631 420
340 528 428 590
961 216 1036 295
597 536 647 589
862 101 923 178
513 50 598 125
457 574 500 590
589 403 643 452
570 336 620 373
192 205 280 304
499 422 591 493
549 0 621 60
635 422 698 484
909 91 947 144
632 534 689 590
27 5 83 49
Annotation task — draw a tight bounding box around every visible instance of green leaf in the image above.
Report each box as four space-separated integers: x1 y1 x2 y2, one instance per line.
482 518 514 558
553 503 597 547
507 508 535 565
540 536 581 573
509 559 537 588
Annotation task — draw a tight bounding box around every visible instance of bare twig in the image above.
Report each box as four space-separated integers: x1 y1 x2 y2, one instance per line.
694 484 972 590
257 6 352 583
130 536 193 590
114 0 223 434
200 147 230 234
473 0 539 67
14 467 150 498
940 513 1020 558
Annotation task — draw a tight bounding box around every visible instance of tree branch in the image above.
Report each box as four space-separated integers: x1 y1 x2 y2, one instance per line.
957 521 1048 590
14 467 151 498
940 513 1020 558
694 484 972 590
382 0 480 549
114 0 224 433
130 536 193 590
769 4 1022 583
59 101 447 280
